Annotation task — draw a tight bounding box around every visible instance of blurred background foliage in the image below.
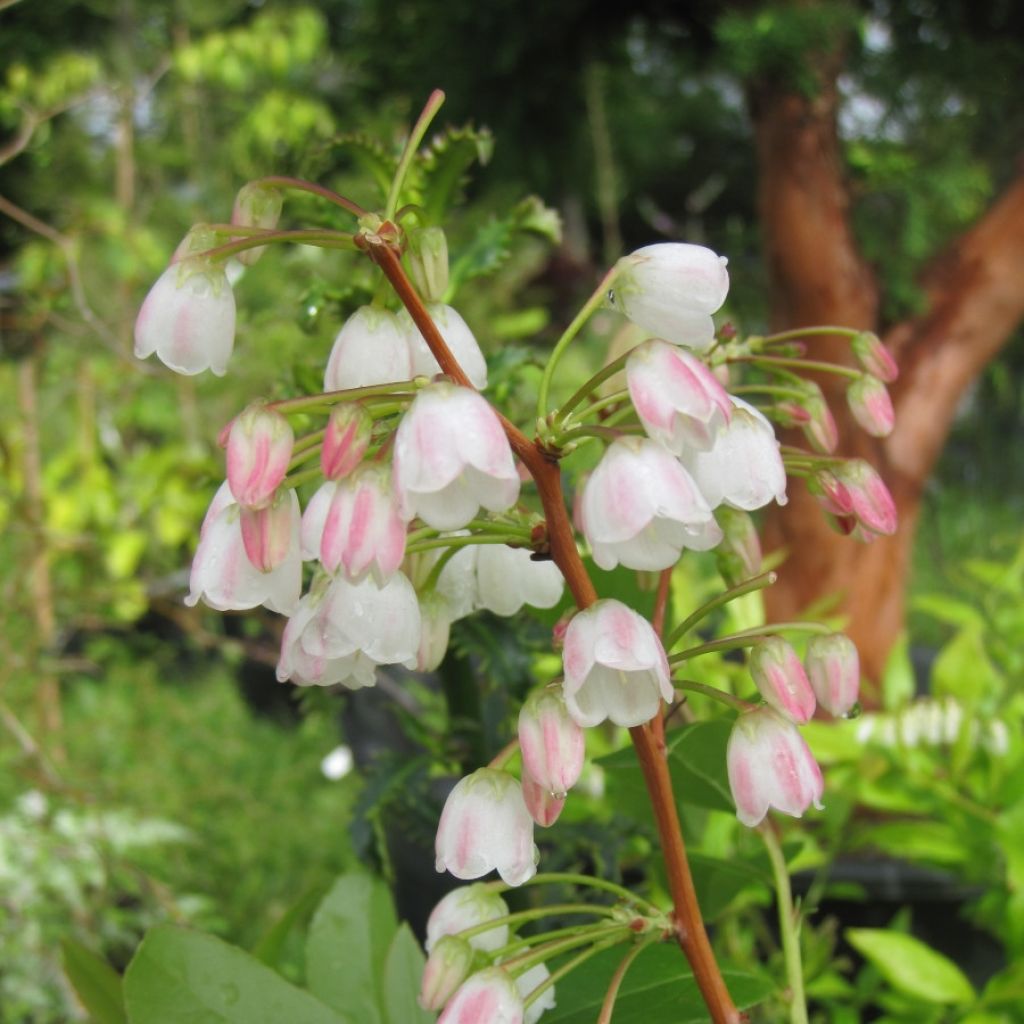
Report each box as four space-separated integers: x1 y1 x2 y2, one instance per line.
2 0 1023 1020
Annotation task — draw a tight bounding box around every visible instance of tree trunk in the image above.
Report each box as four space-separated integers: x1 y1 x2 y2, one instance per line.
750 63 1024 687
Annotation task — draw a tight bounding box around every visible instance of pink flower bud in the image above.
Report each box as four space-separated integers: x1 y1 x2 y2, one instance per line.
806 633 860 717
626 339 731 453
580 437 721 571
435 768 538 886
681 397 787 511
808 469 854 517
438 967 524 1024
851 331 898 383
321 404 372 480
847 375 895 437
231 183 283 265
832 459 897 538
715 507 762 581
239 489 295 572
393 383 520 530
562 599 673 729
613 243 730 352
226 403 294 508
521 769 566 827
518 688 585 796
314 466 406 583
187 483 301 615
324 306 412 391
749 636 816 724
425 884 510 954
419 935 474 1012
727 707 824 827
134 261 236 376
403 304 488 389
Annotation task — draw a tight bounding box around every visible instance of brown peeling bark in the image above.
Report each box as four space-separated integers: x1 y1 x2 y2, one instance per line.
750 59 1024 687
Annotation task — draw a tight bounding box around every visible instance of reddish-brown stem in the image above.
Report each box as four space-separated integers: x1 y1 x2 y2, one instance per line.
364 235 740 1023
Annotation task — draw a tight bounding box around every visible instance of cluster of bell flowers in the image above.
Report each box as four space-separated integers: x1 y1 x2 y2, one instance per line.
137 225 894 1001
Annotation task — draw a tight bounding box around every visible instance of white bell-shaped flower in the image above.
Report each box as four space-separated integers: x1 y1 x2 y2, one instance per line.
403 304 488 388
186 482 300 615
561 599 673 728
612 242 729 352
324 306 412 391
580 436 721 571
393 383 520 530
276 571 420 687
680 397 788 511
435 768 538 886
134 261 236 376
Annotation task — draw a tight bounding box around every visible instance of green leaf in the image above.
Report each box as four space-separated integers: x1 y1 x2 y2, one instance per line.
932 627 1004 703
849 820 970 866
882 633 916 710
62 939 126 1024
419 125 494 225
383 924 434 1024
543 944 772 1023
686 852 772 920
306 872 398 1024
845 928 976 1005
251 881 331 968
123 925 347 1024
910 593 985 630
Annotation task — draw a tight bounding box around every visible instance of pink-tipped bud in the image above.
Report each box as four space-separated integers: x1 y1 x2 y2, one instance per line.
418 935 474 1012
808 469 854 517
805 633 860 717
749 636 816 724
521 769 566 828
800 387 839 454
239 489 295 572
832 459 897 538
231 183 283 265
851 331 898 383
321 404 372 480
518 688 585 796
226 403 294 508
847 375 895 437
714 507 762 583
727 707 824 827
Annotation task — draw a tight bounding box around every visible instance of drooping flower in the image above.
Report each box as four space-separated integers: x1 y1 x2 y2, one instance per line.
579 437 721 571
324 306 412 391
134 260 236 376
393 383 520 530
437 967 524 1024
518 688 585 796
425 884 511 954
749 636 817 725
626 338 732 452
186 482 300 614
226 403 294 508
680 397 787 511
276 571 421 688
727 707 824 827
472 544 564 617
805 633 860 717
515 961 556 1024
520 769 566 828
612 242 730 351
435 768 538 886
562 599 673 728
404 304 488 389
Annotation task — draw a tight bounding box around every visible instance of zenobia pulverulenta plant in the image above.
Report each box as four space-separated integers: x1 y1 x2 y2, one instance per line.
135 91 900 1024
